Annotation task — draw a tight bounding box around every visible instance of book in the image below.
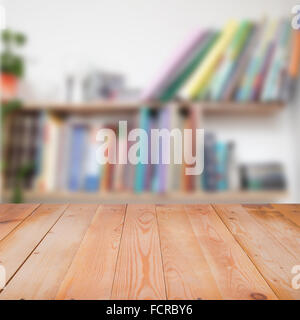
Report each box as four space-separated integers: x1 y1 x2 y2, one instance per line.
240 162 286 190
180 20 238 99
202 132 217 191
261 20 291 101
45 115 63 191
68 124 88 191
141 28 207 101
221 24 259 101
236 20 277 101
209 21 253 101
134 107 150 193
215 142 228 190
281 29 300 101
251 21 281 100
84 124 101 192
159 32 218 101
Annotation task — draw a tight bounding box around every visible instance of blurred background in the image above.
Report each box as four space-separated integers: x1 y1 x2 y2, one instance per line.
1 0 300 203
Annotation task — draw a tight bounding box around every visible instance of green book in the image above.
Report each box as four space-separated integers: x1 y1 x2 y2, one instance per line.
209 20 253 100
159 31 219 102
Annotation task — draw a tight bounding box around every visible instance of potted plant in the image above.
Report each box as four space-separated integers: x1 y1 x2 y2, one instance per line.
1 29 26 100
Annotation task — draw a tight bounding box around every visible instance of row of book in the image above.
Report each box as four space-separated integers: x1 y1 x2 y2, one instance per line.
141 18 300 103
4 108 286 193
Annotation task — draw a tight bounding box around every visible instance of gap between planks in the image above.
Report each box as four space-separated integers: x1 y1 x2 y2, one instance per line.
0 204 70 294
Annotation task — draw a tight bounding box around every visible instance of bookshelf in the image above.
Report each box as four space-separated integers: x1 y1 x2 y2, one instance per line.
2 100 287 204
21 101 284 116
2 189 287 204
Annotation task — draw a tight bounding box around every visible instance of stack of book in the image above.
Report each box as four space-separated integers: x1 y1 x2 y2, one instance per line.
141 19 300 103
4 108 286 194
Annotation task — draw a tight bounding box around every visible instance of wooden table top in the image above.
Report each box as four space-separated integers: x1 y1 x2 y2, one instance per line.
0 204 299 300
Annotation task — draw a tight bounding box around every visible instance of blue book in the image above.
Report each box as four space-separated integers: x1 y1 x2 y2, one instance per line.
157 106 170 193
68 125 88 191
134 107 150 193
216 142 228 191
83 126 101 192
202 132 217 191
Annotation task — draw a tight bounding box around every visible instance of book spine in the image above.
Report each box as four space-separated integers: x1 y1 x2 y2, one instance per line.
210 21 252 101
180 20 238 99
68 125 87 191
141 29 206 101
134 107 149 193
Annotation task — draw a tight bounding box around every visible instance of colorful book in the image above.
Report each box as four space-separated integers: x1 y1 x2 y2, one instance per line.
261 20 291 101
84 124 101 192
209 21 253 101
68 124 88 191
159 32 218 101
180 20 238 99
134 107 150 193
216 142 228 190
251 21 280 100
236 20 277 101
221 24 259 101
141 29 207 101
157 105 171 193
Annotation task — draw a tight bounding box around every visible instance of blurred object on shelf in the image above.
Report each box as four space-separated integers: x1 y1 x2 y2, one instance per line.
240 162 286 190
64 69 139 104
82 71 125 101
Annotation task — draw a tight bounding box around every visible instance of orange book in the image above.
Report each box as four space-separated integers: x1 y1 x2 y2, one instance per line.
288 30 300 78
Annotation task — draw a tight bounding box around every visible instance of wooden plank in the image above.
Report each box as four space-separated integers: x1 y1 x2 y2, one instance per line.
242 205 300 256
56 205 126 300
0 204 40 241
214 204 300 300
156 204 221 300
272 204 300 227
111 204 166 299
0 204 67 284
0 204 98 300
185 205 277 300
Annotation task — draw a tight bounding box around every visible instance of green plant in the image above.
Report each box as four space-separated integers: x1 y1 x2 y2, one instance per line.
11 161 35 203
1 29 27 77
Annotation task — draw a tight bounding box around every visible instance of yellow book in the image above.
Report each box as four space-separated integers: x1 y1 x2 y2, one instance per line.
180 20 238 99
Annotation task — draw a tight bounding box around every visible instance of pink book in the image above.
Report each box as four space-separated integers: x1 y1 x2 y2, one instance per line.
141 29 207 101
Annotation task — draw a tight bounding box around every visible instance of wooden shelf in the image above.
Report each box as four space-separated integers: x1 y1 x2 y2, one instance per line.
2 190 287 204
19 101 285 116
201 101 285 115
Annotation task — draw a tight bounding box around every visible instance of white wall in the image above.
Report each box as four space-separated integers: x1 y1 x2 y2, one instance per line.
2 0 296 92
2 0 299 201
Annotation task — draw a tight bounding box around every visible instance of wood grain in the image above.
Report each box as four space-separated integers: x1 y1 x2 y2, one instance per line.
0 204 298 300
0 204 40 241
243 205 300 258
185 205 277 300
0 204 67 284
156 204 221 300
56 205 126 300
0 204 97 300
272 204 300 227
111 204 166 300
214 204 300 300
